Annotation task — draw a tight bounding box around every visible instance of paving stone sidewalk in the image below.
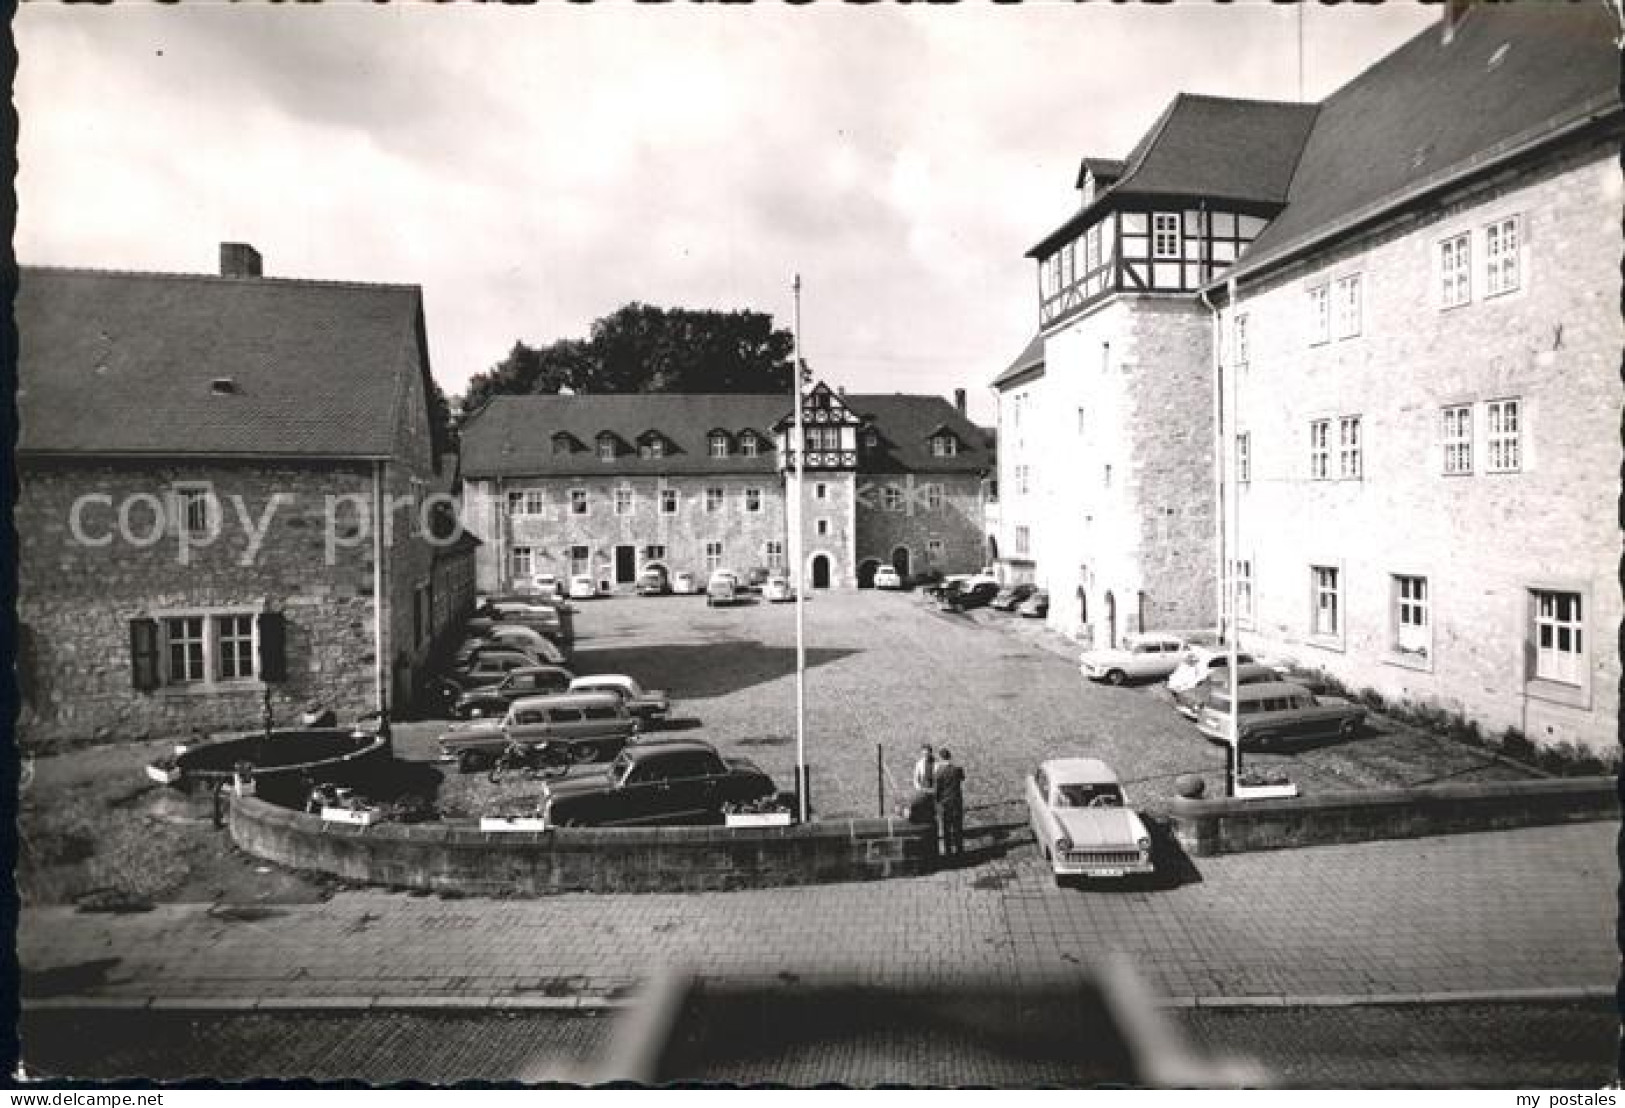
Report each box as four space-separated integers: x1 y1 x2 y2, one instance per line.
19 822 1616 1008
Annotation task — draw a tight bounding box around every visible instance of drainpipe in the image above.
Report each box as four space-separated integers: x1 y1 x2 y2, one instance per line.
1197 284 1225 646
373 459 387 716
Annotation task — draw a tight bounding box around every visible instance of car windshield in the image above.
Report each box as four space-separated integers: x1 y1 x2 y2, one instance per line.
1055 783 1124 808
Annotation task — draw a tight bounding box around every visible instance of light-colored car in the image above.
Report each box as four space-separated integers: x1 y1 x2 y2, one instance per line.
706 569 740 607
484 624 567 665
530 574 563 601
436 690 639 772
1025 757 1154 884
1171 662 1281 720
568 674 671 720
1017 590 1049 618
672 571 699 595
636 568 669 596
873 566 902 590
763 574 795 603
568 574 598 600
1167 645 1260 694
1079 632 1188 685
1197 680 1366 749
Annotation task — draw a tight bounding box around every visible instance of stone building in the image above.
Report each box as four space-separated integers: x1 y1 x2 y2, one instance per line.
15 245 472 750
458 384 993 592
1209 3 1622 755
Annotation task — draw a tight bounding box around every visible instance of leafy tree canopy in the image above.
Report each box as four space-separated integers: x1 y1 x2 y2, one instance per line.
461 303 795 415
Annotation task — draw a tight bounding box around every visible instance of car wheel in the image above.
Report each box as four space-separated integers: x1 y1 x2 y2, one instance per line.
1105 669 1127 686
1053 872 1070 889
1338 717 1360 739
457 750 488 775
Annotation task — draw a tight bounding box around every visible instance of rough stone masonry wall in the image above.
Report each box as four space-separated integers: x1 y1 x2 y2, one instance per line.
383 343 445 706
1229 136 1623 754
855 472 987 579
17 459 379 751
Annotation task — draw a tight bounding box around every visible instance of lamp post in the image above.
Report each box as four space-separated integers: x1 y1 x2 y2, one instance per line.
791 274 810 822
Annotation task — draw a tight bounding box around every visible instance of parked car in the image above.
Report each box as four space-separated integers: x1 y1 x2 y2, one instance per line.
1197 680 1366 749
636 568 670 596
763 574 796 603
569 574 599 600
530 574 563 600
1017 590 1049 618
672 571 699 595
706 569 740 607
989 584 1037 612
451 648 549 687
482 625 568 665
946 581 1000 611
567 674 671 721
1024 757 1154 885
1078 632 1188 685
873 566 903 590
744 567 770 588
1167 645 1260 694
437 691 640 773
452 665 576 720
453 636 564 671
1170 662 1281 720
538 739 778 828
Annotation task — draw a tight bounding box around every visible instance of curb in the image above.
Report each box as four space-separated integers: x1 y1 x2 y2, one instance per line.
22 985 1611 1015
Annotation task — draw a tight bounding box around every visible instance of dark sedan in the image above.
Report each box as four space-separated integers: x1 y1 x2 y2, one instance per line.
539 740 777 828
946 581 1001 611
451 665 576 720
989 584 1038 612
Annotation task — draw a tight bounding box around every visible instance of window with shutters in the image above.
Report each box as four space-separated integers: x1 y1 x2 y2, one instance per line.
138 610 269 688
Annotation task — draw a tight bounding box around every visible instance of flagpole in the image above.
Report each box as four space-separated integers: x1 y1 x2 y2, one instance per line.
792 274 809 822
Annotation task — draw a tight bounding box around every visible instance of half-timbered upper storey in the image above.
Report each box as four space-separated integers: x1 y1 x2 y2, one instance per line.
1026 94 1319 331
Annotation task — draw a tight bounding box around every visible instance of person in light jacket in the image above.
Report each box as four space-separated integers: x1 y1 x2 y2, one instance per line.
912 744 936 792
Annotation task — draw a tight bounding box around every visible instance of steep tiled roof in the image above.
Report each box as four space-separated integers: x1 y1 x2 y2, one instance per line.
459 393 788 478
1074 157 1127 188
990 333 1045 390
845 393 992 475
1029 95 1319 258
1227 3 1622 284
17 266 430 459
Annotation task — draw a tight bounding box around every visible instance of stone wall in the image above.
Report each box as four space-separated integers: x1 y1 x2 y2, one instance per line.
229 796 936 895
17 459 380 750
792 470 857 588
1226 136 1623 754
855 472 987 580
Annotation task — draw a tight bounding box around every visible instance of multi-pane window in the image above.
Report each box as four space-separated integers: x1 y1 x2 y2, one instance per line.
1440 233 1471 307
1334 274 1362 338
644 544 667 562
924 484 943 511
926 539 944 562
1015 526 1030 555
1442 405 1473 474
1394 575 1429 655
709 433 730 458
660 489 678 515
705 542 724 571
173 485 215 539
1532 590 1583 686
1338 416 1363 479
613 488 632 516
1233 313 1249 367
569 489 588 516
1485 217 1520 296
1309 420 1331 480
1307 285 1330 344
508 490 546 516
764 541 785 570
740 433 759 458
1235 558 1254 624
744 488 762 513
705 487 725 512
165 616 206 684
217 614 256 680
1152 213 1181 259
1016 465 1030 496
511 546 533 579
1236 433 1251 485
570 545 590 576
882 487 904 512
597 436 617 461
1486 398 1521 473
930 434 958 458
639 438 665 460
507 491 525 516
1311 566 1340 637
1061 241 1075 286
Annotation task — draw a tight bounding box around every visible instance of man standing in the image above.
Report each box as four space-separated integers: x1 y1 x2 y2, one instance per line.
933 748 967 857
911 744 936 792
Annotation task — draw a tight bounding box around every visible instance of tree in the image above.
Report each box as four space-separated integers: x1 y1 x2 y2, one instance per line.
462 304 795 415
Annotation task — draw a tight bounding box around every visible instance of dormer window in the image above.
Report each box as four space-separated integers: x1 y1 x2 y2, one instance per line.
740 432 759 458
708 432 730 459
862 429 879 449
552 433 576 456
929 433 959 458
596 434 618 461
638 435 666 460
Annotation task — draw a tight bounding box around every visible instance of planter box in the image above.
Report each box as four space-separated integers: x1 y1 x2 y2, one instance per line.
322 806 382 827
726 812 793 828
1235 782 1299 801
146 764 183 786
480 817 548 833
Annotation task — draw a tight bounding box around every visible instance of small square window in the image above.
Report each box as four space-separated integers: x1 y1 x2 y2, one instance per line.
569 489 588 516
705 487 724 513
744 488 762 513
660 489 678 515
814 482 829 501
816 519 830 537
171 484 216 540
882 487 903 512
613 488 633 516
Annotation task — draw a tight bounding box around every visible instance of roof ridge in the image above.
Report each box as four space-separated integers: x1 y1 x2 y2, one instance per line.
19 263 421 294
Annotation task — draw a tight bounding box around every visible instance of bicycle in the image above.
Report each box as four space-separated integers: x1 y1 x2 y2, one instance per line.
487 738 572 783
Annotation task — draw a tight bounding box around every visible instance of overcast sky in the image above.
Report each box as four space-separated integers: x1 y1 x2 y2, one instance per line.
17 2 1436 422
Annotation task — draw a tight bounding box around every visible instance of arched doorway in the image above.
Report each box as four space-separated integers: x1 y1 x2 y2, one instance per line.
1104 591 1118 649
811 554 832 590
890 546 911 579
857 559 881 589
987 534 999 562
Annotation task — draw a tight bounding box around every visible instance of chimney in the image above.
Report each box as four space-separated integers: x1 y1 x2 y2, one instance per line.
219 242 263 279
954 388 966 415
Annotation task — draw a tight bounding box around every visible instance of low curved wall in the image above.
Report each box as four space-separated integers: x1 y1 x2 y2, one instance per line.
1168 775 1618 856
229 796 936 895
